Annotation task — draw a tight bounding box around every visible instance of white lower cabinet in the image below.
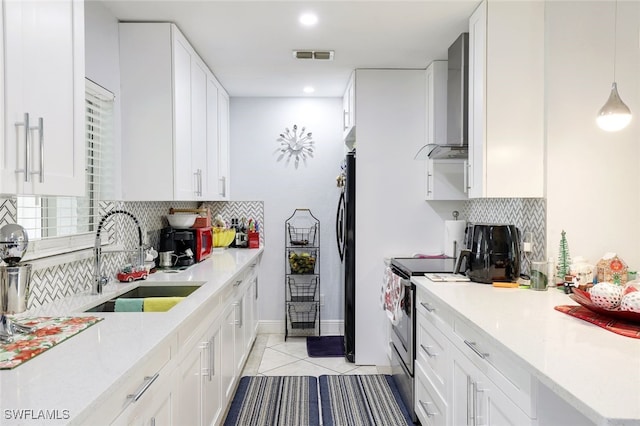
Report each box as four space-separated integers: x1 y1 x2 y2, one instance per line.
415 361 448 426
178 271 257 426
176 323 222 426
452 347 530 426
109 342 175 426
221 304 237 402
415 286 533 426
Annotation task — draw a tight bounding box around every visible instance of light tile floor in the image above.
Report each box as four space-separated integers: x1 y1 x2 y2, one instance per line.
242 334 391 377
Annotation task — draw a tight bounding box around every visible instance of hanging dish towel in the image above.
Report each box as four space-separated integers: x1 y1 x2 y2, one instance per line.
114 298 143 312
381 267 404 326
143 297 185 312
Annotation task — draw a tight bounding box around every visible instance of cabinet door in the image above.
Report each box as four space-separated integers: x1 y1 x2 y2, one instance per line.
202 327 222 426
203 75 220 200
343 71 356 144
452 348 530 426
468 0 544 198
452 349 487 426
172 29 194 201
467 0 487 199
221 305 236 400
190 57 208 200
3 0 85 196
176 342 203 426
217 89 230 200
234 298 246 374
426 159 467 201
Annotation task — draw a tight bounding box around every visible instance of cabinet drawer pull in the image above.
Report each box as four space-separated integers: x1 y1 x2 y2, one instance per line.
418 400 436 418
464 340 489 359
420 302 435 313
234 280 242 287
127 373 160 402
420 344 437 358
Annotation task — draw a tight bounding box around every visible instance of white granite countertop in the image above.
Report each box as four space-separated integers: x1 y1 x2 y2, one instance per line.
412 276 640 426
0 247 263 425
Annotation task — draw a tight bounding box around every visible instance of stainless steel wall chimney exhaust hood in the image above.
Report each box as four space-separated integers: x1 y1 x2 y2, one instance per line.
415 33 469 160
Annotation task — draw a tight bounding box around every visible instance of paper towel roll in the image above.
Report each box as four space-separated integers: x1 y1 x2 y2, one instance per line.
444 220 467 258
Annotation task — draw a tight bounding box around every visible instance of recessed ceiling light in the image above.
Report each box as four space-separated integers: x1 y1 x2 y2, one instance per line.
299 13 318 27
303 86 315 94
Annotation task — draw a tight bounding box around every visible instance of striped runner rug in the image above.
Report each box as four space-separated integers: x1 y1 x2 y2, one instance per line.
224 376 319 426
319 375 412 426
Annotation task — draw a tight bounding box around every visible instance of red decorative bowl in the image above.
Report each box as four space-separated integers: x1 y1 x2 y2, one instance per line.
571 288 640 323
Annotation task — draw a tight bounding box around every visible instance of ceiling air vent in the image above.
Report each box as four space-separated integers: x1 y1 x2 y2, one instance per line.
293 50 335 61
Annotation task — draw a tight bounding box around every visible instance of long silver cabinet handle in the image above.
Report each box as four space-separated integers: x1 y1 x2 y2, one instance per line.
200 341 211 378
467 376 475 426
209 335 215 381
420 344 437 358
418 400 436 418
464 340 489 359
420 302 435 313
127 372 160 402
15 113 30 182
471 379 478 426
36 117 43 183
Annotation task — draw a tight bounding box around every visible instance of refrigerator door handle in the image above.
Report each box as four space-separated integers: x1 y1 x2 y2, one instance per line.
336 190 345 261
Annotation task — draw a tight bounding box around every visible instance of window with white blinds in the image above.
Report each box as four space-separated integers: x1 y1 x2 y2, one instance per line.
16 79 115 255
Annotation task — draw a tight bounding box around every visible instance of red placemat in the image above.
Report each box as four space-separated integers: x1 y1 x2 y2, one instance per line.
0 316 103 369
555 305 640 339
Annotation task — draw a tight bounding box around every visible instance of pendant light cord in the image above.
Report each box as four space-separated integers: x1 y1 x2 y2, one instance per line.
613 0 618 82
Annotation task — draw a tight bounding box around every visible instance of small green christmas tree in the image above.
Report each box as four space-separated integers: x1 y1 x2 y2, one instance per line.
557 230 572 280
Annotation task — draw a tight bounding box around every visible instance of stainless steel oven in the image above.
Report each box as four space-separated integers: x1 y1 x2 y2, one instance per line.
388 257 456 424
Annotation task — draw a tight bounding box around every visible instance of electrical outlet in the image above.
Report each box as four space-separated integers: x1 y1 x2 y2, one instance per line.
320 294 325 306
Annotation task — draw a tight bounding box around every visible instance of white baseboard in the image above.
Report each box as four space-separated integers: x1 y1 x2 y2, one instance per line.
258 320 344 336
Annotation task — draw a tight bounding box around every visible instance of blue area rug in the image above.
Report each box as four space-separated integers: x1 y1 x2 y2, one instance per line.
319 374 412 426
224 376 319 426
306 335 345 358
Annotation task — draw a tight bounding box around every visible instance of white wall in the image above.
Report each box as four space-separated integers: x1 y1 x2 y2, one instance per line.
355 69 464 366
84 1 123 200
546 2 640 269
230 98 345 326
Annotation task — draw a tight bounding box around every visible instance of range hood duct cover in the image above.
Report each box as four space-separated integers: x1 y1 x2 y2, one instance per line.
415 32 469 161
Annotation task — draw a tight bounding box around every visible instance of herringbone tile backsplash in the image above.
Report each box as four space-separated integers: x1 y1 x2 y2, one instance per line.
462 198 546 274
0 197 264 309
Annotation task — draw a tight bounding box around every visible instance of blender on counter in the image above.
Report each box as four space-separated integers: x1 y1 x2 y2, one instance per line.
0 224 36 343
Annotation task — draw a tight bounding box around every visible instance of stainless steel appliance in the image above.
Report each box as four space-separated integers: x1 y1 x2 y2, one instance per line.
0 224 36 343
415 32 470 160
336 150 356 362
388 256 456 422
455 224 521 284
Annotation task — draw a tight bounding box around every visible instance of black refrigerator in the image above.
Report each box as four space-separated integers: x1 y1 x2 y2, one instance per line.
337 150 356 362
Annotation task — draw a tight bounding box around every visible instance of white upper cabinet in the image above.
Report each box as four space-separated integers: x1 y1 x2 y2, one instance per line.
343 71 356 147
468 0 544 198
217 88 230 200
119 22 229 201
2 0 85 197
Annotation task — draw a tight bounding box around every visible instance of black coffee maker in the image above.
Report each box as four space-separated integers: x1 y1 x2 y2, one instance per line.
173 230 195 267
454 224 521 283
159 227 195 268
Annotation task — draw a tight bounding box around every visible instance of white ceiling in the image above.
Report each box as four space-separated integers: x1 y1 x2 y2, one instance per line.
101 0 480 97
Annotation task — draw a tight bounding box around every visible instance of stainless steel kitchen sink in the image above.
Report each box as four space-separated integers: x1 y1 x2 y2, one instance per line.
84 284 202 312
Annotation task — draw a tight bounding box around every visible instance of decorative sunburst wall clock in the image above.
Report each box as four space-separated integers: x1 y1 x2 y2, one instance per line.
275 124 314 169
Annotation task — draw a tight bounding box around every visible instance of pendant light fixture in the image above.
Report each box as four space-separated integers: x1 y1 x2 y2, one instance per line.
596 0 632 132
